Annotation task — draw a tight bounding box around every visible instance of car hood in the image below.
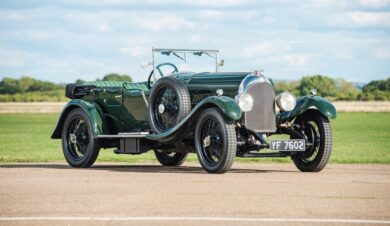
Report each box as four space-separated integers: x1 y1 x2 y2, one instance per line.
173 72 251 93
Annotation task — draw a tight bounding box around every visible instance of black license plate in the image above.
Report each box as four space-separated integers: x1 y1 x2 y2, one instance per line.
270 139 306 152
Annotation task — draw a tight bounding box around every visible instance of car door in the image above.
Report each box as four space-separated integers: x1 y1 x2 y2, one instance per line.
122 88 149 131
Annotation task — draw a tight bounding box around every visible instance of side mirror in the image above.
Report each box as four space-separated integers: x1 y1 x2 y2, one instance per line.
141 62 151 69
218 59 224 67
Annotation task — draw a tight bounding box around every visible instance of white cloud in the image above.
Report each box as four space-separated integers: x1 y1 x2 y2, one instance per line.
330 11 390 28
98 24 110 33
240 41 291 58
119 47 150 57
135 15 194 31
347 12 390 27
284 54 308 67
302 0 348 8
360 0 390 8
63 0 247 7
0 46 36 68
374 48 390 59
1 1 389 83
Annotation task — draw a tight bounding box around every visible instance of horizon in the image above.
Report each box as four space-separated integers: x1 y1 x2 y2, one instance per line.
0 73 382 85
1 0 389 84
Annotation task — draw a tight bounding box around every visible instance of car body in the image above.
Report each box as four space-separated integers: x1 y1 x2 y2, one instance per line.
52 48 336 173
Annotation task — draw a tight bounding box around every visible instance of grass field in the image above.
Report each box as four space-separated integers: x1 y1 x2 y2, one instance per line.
0 113 389 164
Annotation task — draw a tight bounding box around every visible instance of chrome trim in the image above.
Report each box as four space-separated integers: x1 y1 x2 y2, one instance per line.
141 91 148 107
238 73 272 94
237 72 276 132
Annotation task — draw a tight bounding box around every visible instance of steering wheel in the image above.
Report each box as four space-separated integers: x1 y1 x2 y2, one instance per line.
147 63 178 89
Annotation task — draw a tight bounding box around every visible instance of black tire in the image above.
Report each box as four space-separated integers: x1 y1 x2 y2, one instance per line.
61 108 100 168
195 108 237 174
148 77 191 133
154 150 188 166
291 109 332 172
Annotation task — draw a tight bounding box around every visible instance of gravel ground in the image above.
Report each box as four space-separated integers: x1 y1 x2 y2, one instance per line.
0 162 389 226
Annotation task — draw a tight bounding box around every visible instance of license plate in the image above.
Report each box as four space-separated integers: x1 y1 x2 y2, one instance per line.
269 139 306 152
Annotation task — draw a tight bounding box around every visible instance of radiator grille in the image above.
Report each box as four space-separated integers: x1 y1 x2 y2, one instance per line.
243 83 276 132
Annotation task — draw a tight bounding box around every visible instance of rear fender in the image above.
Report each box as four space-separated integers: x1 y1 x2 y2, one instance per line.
279 95 337 122
51 99 107 139
146 96 241 142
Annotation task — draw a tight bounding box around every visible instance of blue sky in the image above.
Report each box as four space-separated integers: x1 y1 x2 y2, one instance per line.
0 0 389 83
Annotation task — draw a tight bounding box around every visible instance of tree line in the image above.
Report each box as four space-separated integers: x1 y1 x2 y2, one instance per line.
0 73 389 102
0 73 131 102
274 75 390 101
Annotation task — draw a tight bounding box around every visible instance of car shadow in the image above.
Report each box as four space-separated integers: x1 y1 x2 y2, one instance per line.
0 163 296 174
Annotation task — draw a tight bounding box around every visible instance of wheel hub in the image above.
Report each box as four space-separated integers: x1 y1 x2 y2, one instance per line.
158 104 165 114
69 133 77 144
203 135 211 147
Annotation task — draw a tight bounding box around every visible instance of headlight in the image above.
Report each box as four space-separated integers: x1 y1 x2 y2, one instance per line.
276 92 296 112
236 93 254 112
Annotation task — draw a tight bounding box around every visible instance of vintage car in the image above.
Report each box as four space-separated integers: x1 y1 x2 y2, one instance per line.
52 48 336 173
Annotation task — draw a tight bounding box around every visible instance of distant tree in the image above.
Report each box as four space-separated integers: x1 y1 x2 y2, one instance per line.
27 80 62 92
363 78 390 93
299 75 336 98
335 79 360 101
359 77 390 101
0 77 22 94
102 73 132 82
274 80 300 96
19 77 35 92
0 77 62 94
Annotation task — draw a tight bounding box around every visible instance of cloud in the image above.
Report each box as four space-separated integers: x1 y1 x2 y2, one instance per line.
119 47 150 57
347 12 390 27
360 0 390 8
136 15 194 31
301 0 348 8
284 54 308 67
374 48 390 59
0 1 389 83
329 11 390 29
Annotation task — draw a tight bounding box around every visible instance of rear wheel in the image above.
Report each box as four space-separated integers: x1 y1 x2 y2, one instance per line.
154 150 187 166
195 108 237 174
61 109 99 168
291 109 332 172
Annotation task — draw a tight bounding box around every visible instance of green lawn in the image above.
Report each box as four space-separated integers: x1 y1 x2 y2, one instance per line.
0 113 389 163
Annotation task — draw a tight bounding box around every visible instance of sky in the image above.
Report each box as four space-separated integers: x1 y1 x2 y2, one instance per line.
0 0 389 83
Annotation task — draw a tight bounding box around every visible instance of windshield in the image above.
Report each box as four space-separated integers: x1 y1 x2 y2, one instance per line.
152 48 220 74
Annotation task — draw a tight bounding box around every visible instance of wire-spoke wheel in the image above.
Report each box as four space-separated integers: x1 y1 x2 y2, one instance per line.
61 109 99 168
291 109 332 172
195 108 237 174
148 77 190 134
153 87 179 130
154 150 188 166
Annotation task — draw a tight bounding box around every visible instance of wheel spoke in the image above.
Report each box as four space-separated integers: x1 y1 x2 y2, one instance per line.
296 120 321 163
153 87 179 131
200 117 224 165
66 117 89 160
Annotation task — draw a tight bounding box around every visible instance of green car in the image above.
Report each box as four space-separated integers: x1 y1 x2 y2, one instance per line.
52 48 336 174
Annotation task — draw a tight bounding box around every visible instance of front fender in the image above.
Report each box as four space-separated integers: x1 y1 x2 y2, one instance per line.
280 95 337 122
51 99 107 139
146 96 241 142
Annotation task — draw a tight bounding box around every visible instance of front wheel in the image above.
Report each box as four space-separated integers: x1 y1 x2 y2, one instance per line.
61 109 100 168
195 108 237 174
154 150 187 166
291 109 332 172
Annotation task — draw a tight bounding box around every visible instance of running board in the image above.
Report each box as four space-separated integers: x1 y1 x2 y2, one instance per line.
97 132 149 139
